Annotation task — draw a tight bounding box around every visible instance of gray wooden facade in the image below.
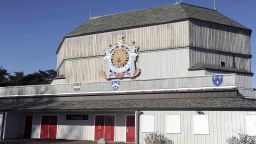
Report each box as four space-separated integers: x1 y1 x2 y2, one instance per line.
0 2 255 144
56 19 251 84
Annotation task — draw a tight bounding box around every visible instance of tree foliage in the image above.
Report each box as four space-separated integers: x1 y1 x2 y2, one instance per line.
0 67 57 87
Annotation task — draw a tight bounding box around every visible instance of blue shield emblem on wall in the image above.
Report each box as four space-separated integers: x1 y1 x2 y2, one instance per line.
112 81 120 91
212 75 223 86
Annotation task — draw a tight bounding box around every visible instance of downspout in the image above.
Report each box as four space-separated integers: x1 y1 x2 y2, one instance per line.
135 110 140 144
1 112 6 140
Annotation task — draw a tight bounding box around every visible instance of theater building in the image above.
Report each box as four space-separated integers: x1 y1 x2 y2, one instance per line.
0 3 256 144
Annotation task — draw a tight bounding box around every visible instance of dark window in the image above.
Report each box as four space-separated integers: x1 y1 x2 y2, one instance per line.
221 61 225 67
232 55 236 68
66 114 88 120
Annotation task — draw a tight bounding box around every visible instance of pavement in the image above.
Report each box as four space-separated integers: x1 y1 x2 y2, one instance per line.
0 139 87 144
0 139 127 144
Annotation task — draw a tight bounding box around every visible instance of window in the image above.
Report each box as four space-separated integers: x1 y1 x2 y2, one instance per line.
141 115 154 132
66 114 88 120
221 61 226 67
246 114 256 135
166 115 180 133
193 115 209 134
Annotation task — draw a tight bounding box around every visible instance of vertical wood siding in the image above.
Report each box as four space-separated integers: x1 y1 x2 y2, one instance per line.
57 21 190 68
140 111 252 144
58 48 205 83
189 49 251 72
189 21 251 55
30 112 131 142
235 75 253 88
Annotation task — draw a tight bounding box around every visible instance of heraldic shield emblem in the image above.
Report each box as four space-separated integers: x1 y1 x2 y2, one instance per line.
212 74 223 86
103 36 140 80
112 80 120 91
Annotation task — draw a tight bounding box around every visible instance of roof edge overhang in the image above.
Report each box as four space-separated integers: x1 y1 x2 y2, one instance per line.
189 65 254 76
1 89 256 111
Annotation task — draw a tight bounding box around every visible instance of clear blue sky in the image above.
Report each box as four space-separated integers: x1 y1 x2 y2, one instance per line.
0 0 255 86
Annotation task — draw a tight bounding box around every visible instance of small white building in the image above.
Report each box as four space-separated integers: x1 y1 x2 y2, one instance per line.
0 3 256 144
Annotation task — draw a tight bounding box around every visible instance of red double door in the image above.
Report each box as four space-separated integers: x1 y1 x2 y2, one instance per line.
40 115 57 139
95 115 115 142
95 115 135 142
126 115 135 143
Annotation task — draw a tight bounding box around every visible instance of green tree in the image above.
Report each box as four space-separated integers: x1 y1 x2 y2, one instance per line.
0 67 57 87
9 72 26 86
0 67 9 86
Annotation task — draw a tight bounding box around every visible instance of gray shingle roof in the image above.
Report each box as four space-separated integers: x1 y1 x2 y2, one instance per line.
67 3 249 37
1 90 256 111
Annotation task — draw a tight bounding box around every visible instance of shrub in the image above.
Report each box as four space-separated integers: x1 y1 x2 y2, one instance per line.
144 133 174 144
227 133 256 144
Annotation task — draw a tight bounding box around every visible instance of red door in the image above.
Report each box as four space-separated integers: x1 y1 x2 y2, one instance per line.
40 115 57 139
126 115 135 142
95 115 105 141
49 116 57 139
104 116 114 142
95 115 115 142
24 116 33 139
40 116 49 139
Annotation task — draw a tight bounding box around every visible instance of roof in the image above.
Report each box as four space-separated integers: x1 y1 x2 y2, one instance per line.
67 3 249 37
1 90 256 111
189 64 254 76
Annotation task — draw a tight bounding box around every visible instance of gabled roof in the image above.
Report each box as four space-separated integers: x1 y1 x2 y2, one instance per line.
66 3 250 37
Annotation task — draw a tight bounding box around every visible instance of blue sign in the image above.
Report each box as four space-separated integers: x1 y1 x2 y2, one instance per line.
112 80 120 91
212 74 223 86
74 83 81 92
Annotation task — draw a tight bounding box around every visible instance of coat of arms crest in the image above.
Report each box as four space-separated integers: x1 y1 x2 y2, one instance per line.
212 74 223 86
103 36 140 80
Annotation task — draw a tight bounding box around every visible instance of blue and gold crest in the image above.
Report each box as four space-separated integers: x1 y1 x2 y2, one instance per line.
103 36 140 80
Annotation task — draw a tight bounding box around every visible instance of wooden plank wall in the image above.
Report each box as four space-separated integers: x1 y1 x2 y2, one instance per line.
57 21 190 67
189 49 251 72
189 21 251 55
58 49 205 83
140 111 256 144
56 20 251 84
30 112 132 142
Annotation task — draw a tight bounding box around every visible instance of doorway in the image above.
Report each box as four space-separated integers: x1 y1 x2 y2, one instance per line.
24 116 33 139
126 115 135 142
95 115 115 142
40 115 57 139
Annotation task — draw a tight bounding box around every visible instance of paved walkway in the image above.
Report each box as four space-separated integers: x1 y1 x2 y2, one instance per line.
0 139 87 144
0 139 127 144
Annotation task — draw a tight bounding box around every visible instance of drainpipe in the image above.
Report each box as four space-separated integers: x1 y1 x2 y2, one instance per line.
1 112 6 140
135 110 140 144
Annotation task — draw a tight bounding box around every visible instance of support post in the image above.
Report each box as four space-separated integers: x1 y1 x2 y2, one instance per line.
135 110 140 144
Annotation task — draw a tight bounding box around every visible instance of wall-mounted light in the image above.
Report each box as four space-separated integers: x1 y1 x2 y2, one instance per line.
197 111 205 115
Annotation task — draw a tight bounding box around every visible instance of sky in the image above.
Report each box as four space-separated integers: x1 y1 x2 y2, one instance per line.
0 0 255 86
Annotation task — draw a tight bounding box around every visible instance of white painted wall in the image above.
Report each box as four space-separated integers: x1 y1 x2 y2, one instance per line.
58 48 206 83
140 111 256 144
4 110 256 143
30 112 132 142
57 21 190 67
